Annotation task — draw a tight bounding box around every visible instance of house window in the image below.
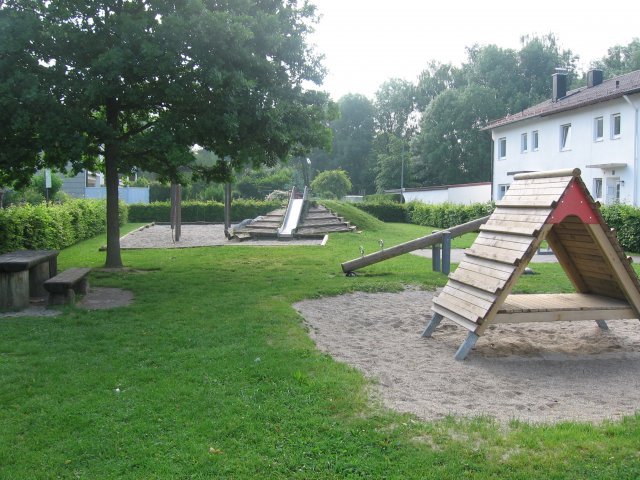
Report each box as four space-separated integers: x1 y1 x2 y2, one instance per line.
593 178 603 199
521 133 528 153
612 113 621 138
560 123 571 151
497 184 509 200
594 117 603 141
532 130 539 151
498 137 507 159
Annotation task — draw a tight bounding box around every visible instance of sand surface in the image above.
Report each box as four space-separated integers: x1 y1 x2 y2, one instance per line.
119 223 324 249
294 287 640 424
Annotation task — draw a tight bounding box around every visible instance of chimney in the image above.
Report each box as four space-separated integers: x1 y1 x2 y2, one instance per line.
552 71 567 102
587 69 603 87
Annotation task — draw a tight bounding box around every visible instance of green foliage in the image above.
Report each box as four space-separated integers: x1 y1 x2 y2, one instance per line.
592 38 640 77
601 203 640 252
2 222 640 478
127 200 281 223
408 201 495 229
235 167 294 199
0 199 127 254
355 202 409 223
311 169 352 199
1 0 333 267
327 94 376 194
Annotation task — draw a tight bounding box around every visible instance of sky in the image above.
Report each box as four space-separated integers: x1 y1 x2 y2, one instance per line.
308 0 640 101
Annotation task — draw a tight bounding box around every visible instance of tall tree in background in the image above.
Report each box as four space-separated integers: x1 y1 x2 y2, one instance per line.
593 38 640 77
328 94 375 194
411 85 501 186
0 0 332 267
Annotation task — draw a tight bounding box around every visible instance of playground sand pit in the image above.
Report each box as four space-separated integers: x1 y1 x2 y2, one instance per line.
119 224 324 249
294 287 640 424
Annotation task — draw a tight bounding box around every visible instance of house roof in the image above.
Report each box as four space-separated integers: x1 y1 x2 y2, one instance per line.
484 70 640 130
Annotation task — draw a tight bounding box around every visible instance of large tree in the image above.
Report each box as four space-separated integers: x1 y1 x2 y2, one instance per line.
0 0 332 267
593 38 640 77
327 94 375 194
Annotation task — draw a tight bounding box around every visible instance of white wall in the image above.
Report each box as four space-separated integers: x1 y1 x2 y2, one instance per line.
492 93 640 205
403 183 491 204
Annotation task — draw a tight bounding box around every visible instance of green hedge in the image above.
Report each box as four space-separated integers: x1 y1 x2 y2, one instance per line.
0 199 128 254
127 200 283 223
408 202 495 229
353 202 409 223
601 204 640 253
354 201 495 228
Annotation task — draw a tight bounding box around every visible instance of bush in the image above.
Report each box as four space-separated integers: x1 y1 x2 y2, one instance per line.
408 202 494 229
0 199 128 254
127 200 282 223
311 170 352 199
355 202 409 222
601 203 640 252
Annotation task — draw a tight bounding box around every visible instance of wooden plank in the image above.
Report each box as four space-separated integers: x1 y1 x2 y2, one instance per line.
496 196 558 208
480 223 541 236
449 267 505 294
443 284 495 311
473 235 533 253
433 292 485 322
582 276 625 298
507 179 573 190
455 259 513 281
494 307 636 324
448 280 498 303
431 304 479 332
488 212 550 224
499 293 630 312
504 186 568 196
476 231 537 246
513 170 577 181
465 244 526 265
461 255 516 275
493 206 553 217
545 228 589 291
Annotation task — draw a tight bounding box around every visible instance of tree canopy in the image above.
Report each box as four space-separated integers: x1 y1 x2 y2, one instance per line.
0 0 333 267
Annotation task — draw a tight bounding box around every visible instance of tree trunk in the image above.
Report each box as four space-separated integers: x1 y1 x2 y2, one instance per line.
104 99 123 268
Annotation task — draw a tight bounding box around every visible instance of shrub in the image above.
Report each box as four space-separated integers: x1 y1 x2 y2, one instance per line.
127 200 282 223
408 202 494 229
0 199 128 254
601 203 640 252
355 202 409 222
311 169 352 199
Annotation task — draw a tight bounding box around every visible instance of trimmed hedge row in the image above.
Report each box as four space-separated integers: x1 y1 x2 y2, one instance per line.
354 201 495 228
354 200 640 253
353 202 409 223
408 202 495 229
127 199 283 223
0 199 128 254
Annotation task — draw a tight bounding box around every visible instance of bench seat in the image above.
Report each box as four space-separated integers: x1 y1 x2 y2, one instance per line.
44 268 91 305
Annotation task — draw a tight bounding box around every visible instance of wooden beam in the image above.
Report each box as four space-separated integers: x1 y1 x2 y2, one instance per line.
341 215 490 273
586 223 640 314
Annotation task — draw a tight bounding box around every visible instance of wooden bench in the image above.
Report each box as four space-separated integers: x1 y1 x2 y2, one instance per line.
0 250 59 311
44 268 91 305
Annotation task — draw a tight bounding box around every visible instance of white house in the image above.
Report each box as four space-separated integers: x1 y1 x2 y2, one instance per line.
486 69 640 205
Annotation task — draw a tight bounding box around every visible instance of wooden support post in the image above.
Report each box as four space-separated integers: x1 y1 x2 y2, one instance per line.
224 183 232 238
422 313 443 337
454 332 479 361
432 244 441 272
442 231 451 275
595 320 609 331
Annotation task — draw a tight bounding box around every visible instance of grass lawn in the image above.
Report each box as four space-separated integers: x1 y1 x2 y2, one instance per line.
1 215 639 479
